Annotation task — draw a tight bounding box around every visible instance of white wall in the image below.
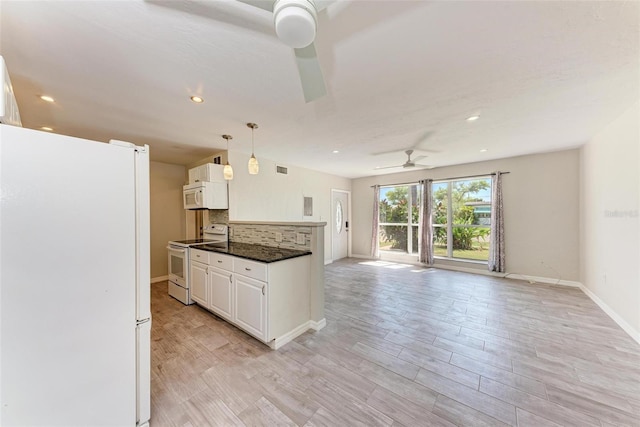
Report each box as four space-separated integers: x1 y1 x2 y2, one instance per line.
150 161 186 279
227 150 351 263
351 149 581 281
580 101 640 339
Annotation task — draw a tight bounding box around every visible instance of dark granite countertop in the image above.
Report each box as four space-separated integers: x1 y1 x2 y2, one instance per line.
190 242 311 263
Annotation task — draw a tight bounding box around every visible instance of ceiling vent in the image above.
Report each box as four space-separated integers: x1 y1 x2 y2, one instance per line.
276 165 288 175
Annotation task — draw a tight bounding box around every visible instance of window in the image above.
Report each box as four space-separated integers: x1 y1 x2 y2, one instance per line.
433 178 492 261
378 184 421 255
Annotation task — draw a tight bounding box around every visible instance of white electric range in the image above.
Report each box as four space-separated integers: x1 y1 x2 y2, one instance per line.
167 224 228 304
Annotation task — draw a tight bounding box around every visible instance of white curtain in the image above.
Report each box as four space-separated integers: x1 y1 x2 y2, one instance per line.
488 172 505 272
419 179 434 265
371 185 380 258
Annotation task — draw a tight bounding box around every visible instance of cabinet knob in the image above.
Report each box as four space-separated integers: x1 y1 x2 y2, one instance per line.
262 285 265 295
218 260 222 263
245 267 251 271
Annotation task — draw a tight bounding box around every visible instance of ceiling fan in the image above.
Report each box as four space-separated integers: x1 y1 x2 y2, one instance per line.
237 0 333 103
375 150 434 170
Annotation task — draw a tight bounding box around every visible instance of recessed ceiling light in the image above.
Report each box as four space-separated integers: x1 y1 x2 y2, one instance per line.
190 96 204 103
480 148 488 152
40 95 55 103
466 115 480 121
332 150 339 154
40 126 53 131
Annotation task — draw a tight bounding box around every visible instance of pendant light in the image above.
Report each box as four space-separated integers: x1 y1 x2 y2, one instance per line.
247 122 259 175
222 134 233 180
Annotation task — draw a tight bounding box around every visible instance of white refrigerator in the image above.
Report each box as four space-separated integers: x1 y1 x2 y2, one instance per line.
0 124 151 426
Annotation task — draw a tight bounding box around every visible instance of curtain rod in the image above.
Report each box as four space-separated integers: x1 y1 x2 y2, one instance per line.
371 171 509 188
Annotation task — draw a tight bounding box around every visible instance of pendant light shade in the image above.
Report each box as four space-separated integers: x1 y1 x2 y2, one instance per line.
223 163 233 180
222 134 233 180
248 154 259 174
247 123 259 175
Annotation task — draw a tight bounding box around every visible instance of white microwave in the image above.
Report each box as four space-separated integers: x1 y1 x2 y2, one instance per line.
183 181 228 210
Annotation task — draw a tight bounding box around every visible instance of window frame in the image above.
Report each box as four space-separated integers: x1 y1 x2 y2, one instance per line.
432 176 492 262
378 183 421 255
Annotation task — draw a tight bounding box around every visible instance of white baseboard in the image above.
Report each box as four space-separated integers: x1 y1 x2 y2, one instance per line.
503 272 582 287
151 275 168 284
271 321 314 350
270 318 327 350
434 263 499 277
310 318 326 331
577 284 640 345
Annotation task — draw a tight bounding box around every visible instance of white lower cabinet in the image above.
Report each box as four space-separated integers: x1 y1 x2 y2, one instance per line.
189 261 208 306
188 247 310 349
233 273 267 341
208 266 233 321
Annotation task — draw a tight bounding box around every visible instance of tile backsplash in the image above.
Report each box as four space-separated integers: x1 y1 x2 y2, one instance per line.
207 209 229 224
230 224 311 251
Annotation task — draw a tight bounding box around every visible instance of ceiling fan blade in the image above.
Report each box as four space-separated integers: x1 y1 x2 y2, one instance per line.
294 43 327 102
372 148 407 156
149 1 273 35
413 155 427 162
415 164 436 170
236 0 273 12
374 165 403 170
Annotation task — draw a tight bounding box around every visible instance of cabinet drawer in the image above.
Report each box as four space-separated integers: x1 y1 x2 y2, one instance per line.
190 248 210 264
210 252 233 271
234 258 267 281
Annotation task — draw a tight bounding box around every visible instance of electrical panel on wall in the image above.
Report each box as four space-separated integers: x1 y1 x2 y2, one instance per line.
303 197 313 217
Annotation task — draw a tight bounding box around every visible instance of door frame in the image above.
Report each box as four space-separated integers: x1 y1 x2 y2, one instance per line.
330 189 352 262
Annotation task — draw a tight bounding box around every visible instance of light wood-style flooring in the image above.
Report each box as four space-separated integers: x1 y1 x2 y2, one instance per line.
150 258 640 426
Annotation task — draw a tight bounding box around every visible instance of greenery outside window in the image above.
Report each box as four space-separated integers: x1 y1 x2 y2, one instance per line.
378 184 421 255
433 178 492 261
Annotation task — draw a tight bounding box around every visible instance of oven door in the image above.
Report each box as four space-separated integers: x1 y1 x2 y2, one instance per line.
167 245 187 287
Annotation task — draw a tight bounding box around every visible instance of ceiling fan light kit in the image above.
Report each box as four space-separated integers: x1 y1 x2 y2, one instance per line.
222 134 234 180
247 122 260 175
238 0 328 102
273 0 317 48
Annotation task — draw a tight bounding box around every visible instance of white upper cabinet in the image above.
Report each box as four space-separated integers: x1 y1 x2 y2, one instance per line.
188 163 225 184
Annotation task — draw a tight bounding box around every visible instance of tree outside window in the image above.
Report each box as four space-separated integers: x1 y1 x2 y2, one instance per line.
378 185 420 255
433 178 491 261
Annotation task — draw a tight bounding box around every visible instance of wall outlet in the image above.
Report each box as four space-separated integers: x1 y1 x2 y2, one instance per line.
296 233 305 245
275 232 283 243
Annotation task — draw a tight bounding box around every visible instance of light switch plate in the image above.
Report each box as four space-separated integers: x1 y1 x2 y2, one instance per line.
275 232 283 243
296 233 305 245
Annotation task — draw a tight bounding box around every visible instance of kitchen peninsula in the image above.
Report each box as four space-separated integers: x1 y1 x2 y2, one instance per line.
193 242 310 263
188 221 326 349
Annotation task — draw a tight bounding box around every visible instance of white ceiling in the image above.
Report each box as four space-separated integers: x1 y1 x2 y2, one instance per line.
1 1 638 178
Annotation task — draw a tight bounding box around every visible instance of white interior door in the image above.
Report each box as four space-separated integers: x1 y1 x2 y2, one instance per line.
332 190 349 261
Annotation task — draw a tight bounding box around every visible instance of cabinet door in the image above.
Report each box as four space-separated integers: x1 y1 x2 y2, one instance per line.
209 267 233 321
234 274 267 341
190 261 208 306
